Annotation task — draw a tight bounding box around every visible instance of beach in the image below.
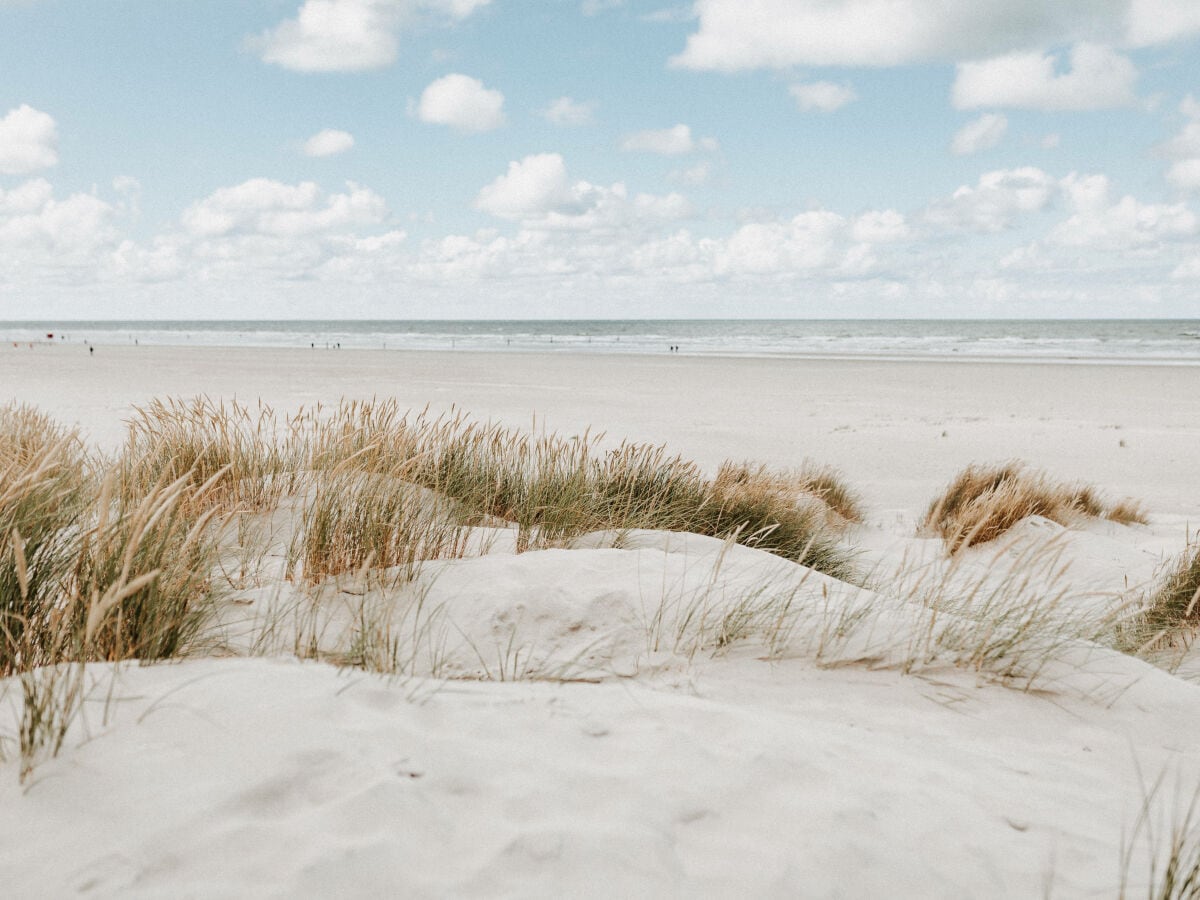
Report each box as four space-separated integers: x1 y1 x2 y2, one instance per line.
4 342 1198 515
2 343 1199 897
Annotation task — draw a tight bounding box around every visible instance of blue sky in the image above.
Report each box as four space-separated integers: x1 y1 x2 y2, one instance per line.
2 0 1200 318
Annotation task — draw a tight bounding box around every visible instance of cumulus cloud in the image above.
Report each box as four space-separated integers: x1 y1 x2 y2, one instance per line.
671 0 1200 71
1049 172 1197 248
540 97 595 126
788 81 857 112
953 44 1138 111
180 178 387 238
0 179 113 250
950 113 1008 156
303 129 355 157
474 153 692 228
627 209 901 280
256 0 490 72
0 104 58 175
620 124 706 155
0 179 118 284
416 73 505 132
474 154 572 220
924 167 1056 232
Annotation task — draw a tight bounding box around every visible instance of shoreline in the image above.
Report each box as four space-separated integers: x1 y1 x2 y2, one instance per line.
6 338 1200 367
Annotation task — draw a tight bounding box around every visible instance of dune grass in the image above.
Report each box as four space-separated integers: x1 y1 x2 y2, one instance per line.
290 470 470 584
288 398 859 579
1 405 94 675
1120 769 1200 900
1 403 231 779
5 395 1180 779
921 461 1149 553
120 396 301 514
1130 542 1200 654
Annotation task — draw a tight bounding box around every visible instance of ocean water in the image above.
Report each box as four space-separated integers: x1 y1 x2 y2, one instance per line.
4 320 1200 364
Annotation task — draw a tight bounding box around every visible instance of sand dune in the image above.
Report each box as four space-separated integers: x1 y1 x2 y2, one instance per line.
1 346 1198 897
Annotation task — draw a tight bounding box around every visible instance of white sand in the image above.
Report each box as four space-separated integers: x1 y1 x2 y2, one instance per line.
2 345 1198 897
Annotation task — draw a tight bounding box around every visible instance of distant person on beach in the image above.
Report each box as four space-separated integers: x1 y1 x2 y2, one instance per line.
89 346 93 355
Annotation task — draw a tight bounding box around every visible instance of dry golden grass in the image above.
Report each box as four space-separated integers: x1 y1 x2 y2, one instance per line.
120 396 301 515
1108 498 1151 527
1 405 94 675
289 399 858 579
1 404 226 779
713 460 865 525
1129 542 1200 654
290 470 470 584
921 461 1149 553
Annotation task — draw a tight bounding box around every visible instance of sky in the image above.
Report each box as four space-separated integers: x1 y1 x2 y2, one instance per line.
2 0 1200 319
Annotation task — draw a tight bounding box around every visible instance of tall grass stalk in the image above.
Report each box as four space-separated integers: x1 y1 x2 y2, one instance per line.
1119 768 1200 899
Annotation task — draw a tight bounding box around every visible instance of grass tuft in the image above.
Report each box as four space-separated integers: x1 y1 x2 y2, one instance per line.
120 396 300 515
290 470 469 584
1131 542 1200 653
921 461 1149 553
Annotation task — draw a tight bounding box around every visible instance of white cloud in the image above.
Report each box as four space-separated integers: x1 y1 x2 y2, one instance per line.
417 73 505 132
620 124 697 156
256 0 490 73
0 178 53 215
541 97 595 126
952 44 1138 111
0 180 113 251
788 81 857 112
0 104 58 175
850 209 910 243
627 210 897 280
1048 172 1197 248
714 213 854 275
671 1 1200 71
474 153 692 229
0 179 118 284
950 113 1008 156
180 178 387 238
474 154 572 220
1167 159 1200 191
303 129 356 157
1159 96 1200 191
1040 133 1062 150
1126 0 1200 46
924 167 1056 232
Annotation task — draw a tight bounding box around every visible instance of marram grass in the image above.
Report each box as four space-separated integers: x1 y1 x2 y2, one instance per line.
921 461 1149 553
0 396 1173 785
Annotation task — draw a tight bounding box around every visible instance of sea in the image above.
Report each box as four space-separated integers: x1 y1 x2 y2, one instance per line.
4 320 1200 365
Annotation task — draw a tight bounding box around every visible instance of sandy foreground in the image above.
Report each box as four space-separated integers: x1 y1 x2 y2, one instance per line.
2 344 1199 898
